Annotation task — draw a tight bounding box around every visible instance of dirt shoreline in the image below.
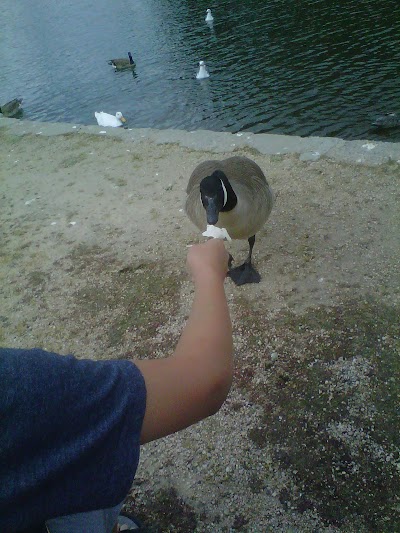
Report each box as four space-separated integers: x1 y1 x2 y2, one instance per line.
1 123 399 532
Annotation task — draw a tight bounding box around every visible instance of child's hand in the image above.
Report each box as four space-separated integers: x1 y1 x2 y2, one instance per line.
187 239 229 284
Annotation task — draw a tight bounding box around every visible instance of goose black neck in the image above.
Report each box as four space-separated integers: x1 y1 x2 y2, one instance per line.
128 52 134 64
212 170 237 212
200 170 237 219
200 170 238 224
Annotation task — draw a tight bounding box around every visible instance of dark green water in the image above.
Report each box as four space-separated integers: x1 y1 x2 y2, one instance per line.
1 0 400 140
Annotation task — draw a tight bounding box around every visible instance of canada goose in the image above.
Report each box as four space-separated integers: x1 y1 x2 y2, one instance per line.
196 60 210 79
205 9 214 22
108 52 135 70
94 111 126 127
185 156 274 285
0 98 23 117
372 112 400 129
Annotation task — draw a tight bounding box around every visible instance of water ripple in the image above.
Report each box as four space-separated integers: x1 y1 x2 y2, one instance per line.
1 0 400 140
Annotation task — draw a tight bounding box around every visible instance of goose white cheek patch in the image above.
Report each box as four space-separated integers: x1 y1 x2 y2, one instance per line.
202 225 232 241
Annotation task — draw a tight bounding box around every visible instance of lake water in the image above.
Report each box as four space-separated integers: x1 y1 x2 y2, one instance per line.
1 0 400 141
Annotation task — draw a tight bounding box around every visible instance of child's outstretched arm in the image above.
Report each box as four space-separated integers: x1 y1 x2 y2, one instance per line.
134 239 233 444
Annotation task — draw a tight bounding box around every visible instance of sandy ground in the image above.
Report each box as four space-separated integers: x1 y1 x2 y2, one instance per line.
1 124 399 532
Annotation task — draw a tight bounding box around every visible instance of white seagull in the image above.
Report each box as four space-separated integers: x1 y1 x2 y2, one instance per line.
205 9 214 22
196 61 210 79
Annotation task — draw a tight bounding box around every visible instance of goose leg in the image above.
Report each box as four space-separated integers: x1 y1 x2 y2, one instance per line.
227 235 261 285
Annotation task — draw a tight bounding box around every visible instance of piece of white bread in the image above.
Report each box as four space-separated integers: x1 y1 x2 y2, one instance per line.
202 225 232 241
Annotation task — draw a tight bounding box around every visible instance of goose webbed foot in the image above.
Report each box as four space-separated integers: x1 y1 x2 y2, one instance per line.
227 234 261 285
228 261 261 285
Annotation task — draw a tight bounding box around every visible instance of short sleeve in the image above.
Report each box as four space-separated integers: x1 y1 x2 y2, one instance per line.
0 347 147 531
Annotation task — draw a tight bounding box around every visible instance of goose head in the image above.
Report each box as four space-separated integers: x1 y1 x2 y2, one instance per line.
200 170 237 225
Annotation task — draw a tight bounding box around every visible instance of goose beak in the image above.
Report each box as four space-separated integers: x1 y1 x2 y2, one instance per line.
204 197 220 225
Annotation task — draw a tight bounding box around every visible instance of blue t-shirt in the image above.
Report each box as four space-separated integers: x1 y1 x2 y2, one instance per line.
0 348 147 532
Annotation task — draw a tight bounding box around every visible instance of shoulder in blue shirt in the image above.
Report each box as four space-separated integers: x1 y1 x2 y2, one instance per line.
0 347 146 532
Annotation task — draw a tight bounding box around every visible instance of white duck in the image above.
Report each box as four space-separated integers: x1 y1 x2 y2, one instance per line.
196 61 210 79
205 9 214 22
94 111 126 127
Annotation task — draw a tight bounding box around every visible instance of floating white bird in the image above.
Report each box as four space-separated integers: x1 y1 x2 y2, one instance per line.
205 9 214 22
196 61 210 80
94 111 126 127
